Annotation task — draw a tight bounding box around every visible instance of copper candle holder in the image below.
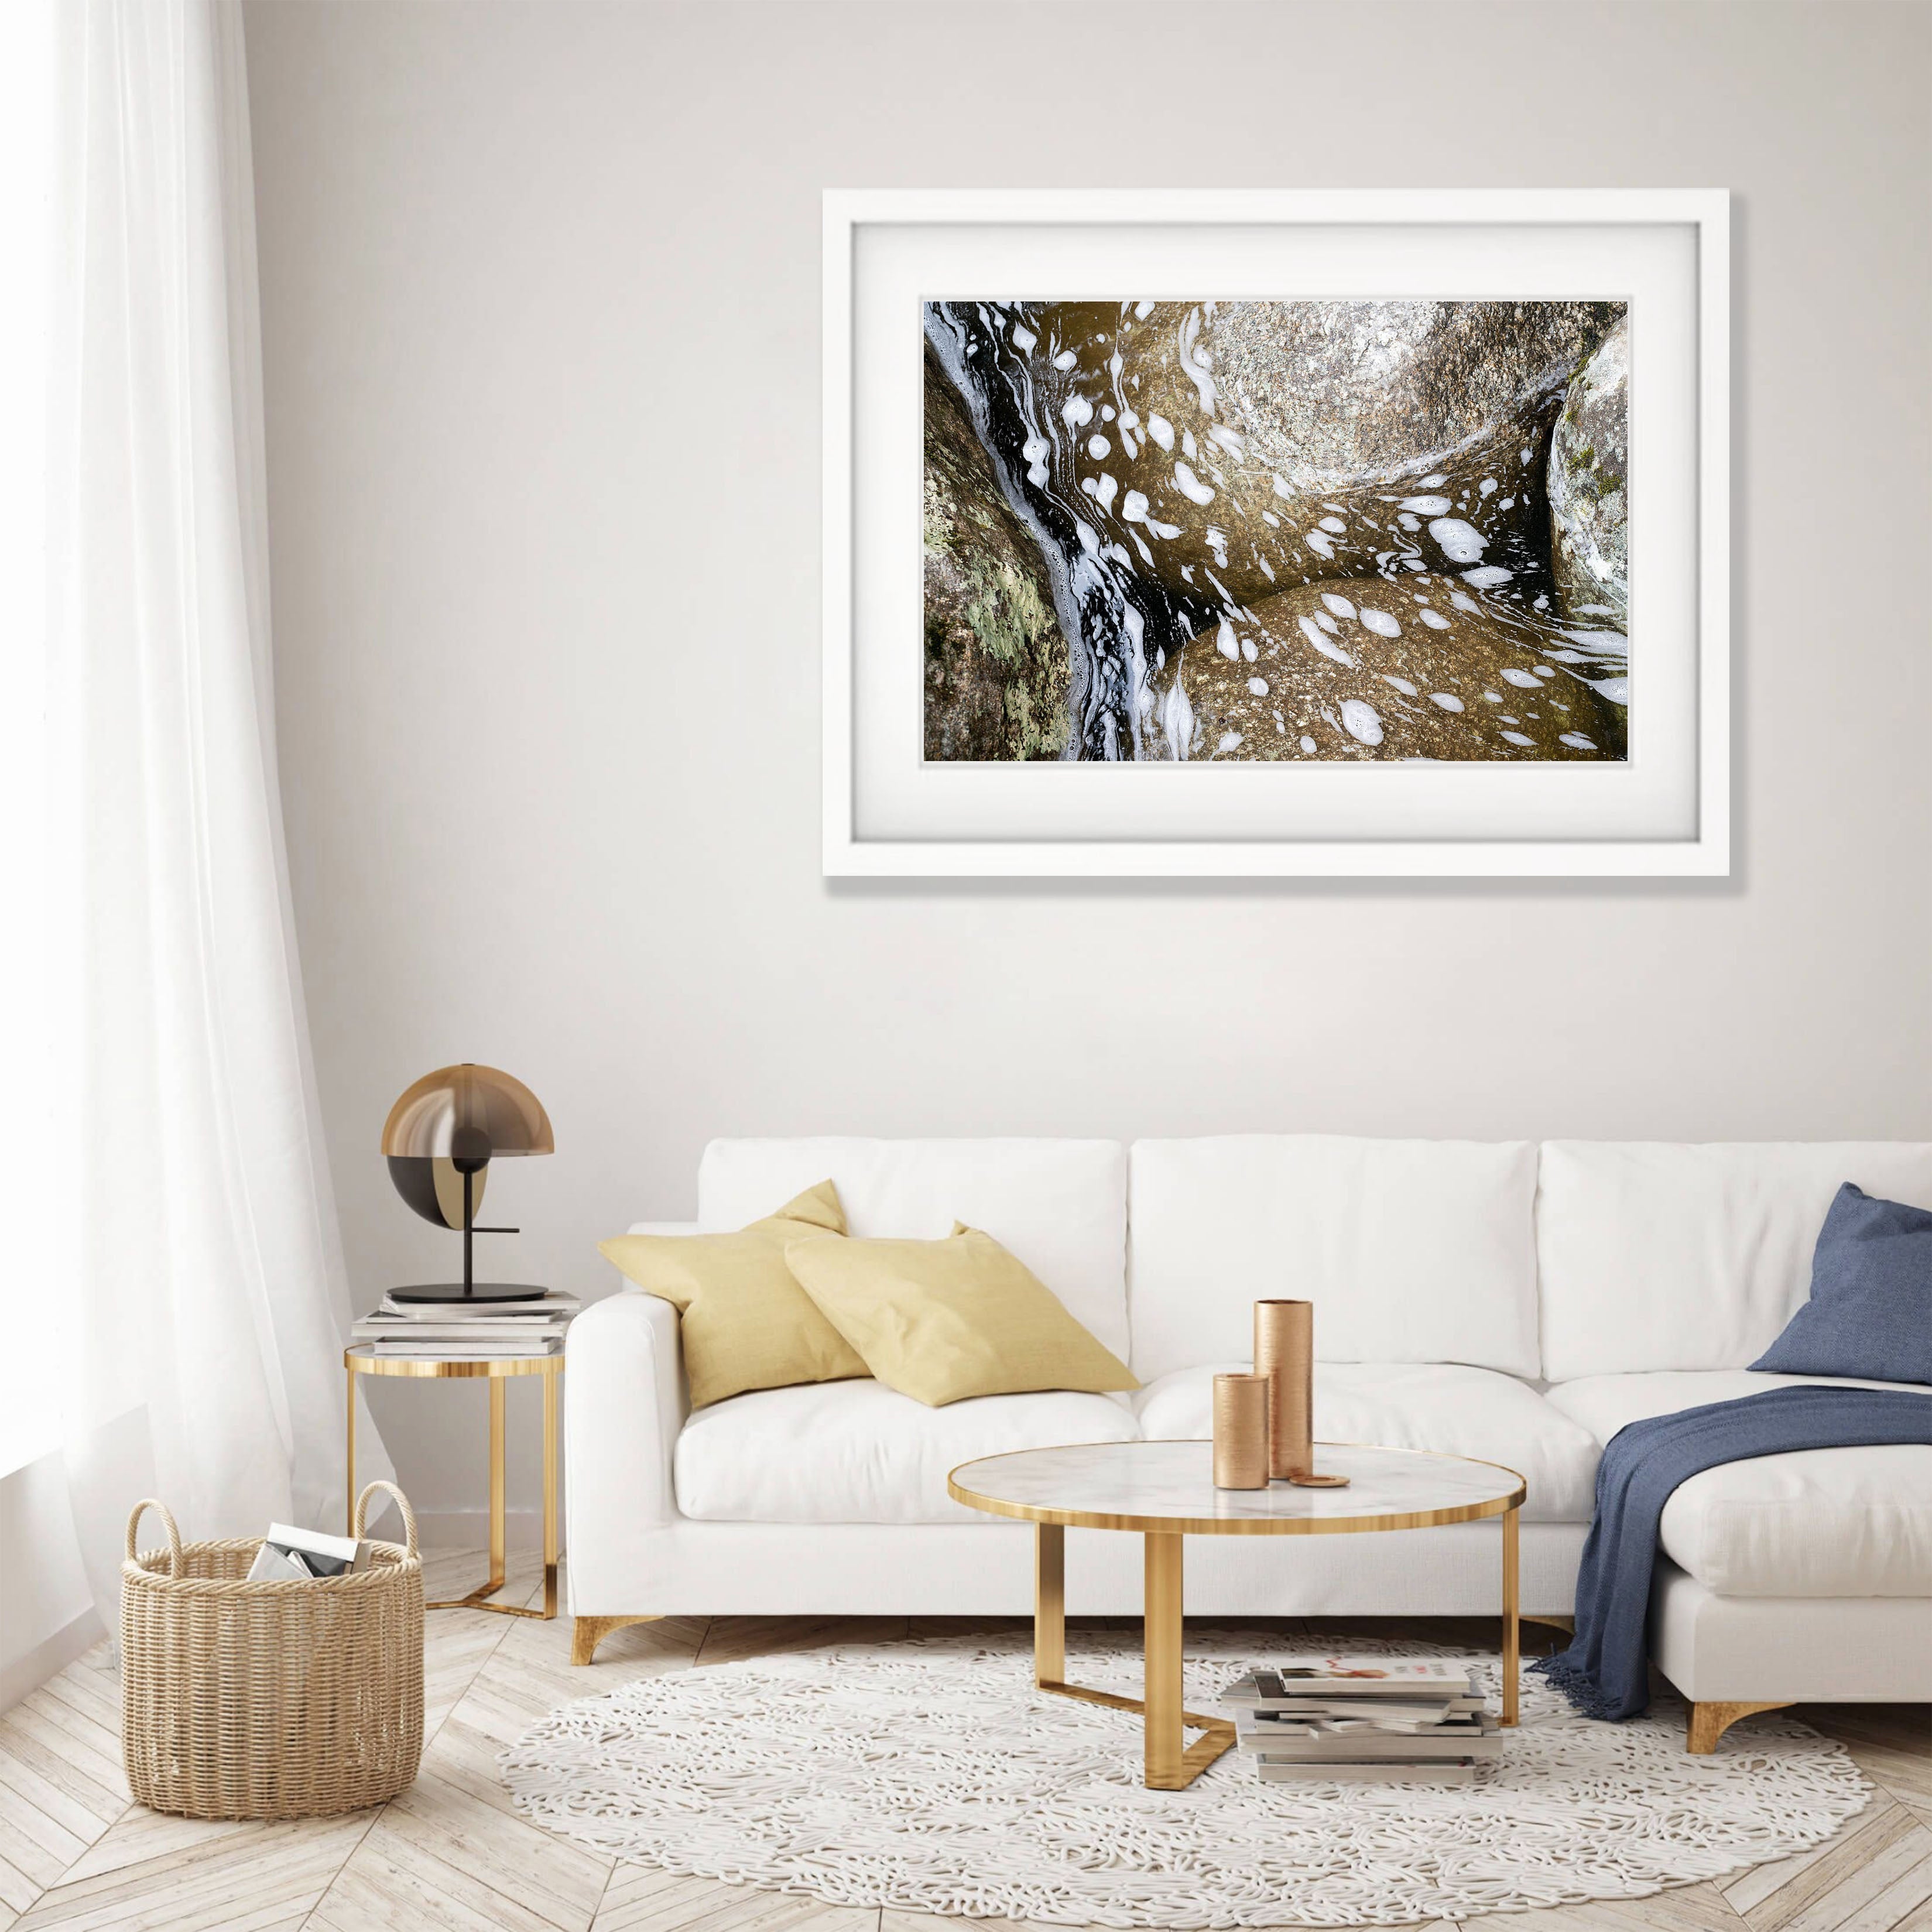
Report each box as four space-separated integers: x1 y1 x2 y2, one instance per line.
1253 1299 1350 1488
1211 1373 1270 1489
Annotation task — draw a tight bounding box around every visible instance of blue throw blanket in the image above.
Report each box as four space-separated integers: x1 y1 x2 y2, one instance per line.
1536 1385 1932 1721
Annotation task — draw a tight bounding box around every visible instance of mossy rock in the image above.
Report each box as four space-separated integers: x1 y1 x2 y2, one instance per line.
923 348 1070 761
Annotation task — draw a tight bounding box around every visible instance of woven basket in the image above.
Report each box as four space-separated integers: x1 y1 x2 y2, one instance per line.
121 1481 424 1819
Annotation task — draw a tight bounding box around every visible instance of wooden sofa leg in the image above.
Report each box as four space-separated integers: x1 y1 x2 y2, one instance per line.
573 1614 662 1666
1687 1700 1791 1753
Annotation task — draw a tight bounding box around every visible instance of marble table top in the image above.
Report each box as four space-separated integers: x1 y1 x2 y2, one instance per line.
948 1440 1523 1534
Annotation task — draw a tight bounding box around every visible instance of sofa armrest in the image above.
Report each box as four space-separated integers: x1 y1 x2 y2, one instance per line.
566 1288 686 1557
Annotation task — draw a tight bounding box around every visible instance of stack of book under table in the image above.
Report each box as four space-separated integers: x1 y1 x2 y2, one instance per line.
350 1290 579 1359
1221 1662 1502 1783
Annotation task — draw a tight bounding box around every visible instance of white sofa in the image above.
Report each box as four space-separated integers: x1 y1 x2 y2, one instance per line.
566 1136 1932 1746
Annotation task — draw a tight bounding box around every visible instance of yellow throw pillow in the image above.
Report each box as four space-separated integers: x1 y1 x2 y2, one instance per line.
783 1223 1138 1407
598 1181 868 1408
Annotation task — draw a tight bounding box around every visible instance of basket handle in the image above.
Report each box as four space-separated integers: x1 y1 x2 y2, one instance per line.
352 1479 417 1556
125 1499 183 1577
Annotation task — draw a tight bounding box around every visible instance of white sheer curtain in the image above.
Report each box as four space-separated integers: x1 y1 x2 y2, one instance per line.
28 0 387 1615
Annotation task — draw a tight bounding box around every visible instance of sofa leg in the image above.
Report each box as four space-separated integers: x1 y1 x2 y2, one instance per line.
573 1614 662 1666
1687 1700 1791 1753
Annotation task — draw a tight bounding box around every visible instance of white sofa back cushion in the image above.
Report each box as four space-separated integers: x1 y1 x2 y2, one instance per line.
1127 1137 1541 1382
1537 1142 1932 1382
697 1138 1131 1361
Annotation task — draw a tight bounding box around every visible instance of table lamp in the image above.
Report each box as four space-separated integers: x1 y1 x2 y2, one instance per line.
382 1063 554 1303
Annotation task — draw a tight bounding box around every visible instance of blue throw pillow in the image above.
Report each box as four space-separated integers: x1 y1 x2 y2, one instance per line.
1751 1183 1932 1384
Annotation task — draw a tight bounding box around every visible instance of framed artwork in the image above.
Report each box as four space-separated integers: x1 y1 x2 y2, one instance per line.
822 190 1728 876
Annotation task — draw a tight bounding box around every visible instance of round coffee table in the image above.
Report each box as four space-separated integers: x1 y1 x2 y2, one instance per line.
948 1439 1526 1790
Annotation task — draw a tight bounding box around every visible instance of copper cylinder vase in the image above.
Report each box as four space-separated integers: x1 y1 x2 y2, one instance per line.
1253 1300 1314 1481
1211 1373 1270 1489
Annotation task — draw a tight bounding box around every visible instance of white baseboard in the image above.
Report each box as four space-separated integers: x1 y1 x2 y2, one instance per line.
1 1606 108 1714
408 1507 561 1553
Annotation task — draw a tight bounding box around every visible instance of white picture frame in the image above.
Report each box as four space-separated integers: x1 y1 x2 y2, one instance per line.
823 189 1728 878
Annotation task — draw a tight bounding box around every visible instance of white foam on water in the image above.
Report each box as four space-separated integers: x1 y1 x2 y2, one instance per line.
1248 676 1269 697
1010 324 1037 352
1559 732 1597 750
1482 690 1502 702
1216 730 1242 755
1053 349 1079 371
1498 496 1515 511
1359 607 1401 638
1479 478 1497 495
1204 526 1229 568
1146 414 1175 452
1419 608 1451 630
1532 665 1557 679
1428 517 1486 563
1299 735 1318 754
1421 472 1447 487
1296 615 1355 667
1075 522 1099 556
1241 635 1257 663
1178 307 1218 412
1450 591 1482 614
1306 530 1335 560
1087 435 1110 459
1319 515 1347 534
1429 692 1464 711
1095 474 1119 512
1216 619 1240 660
1122 491 1150 524
1173 461 1216 506
1271 474 1292 499
1578 604 1615 617
1592 676 1630 704
1520 447 1533 464
1100 405 1115 422
1261 510 1280 527
1461 566 1514 589
1133 300 1155 320
1501 730 1535 746
1396 513 1421 532
1533 595 1549 611
1340 700 1383 745
1400 495 1452 515
1382 675 1419 696
1501 667 1542 688
1062 393 1094 429
1320 593 1356 619
1258 556 1275 581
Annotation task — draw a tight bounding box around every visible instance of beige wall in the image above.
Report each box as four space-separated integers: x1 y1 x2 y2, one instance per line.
242 0 1931 1528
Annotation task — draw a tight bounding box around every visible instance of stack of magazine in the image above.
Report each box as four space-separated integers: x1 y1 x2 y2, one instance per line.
1221 1661 1501 1783
351 1289 579 1359
246 1522 372 1582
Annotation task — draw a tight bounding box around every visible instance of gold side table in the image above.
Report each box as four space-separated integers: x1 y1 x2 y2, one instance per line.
345 1345 561 1619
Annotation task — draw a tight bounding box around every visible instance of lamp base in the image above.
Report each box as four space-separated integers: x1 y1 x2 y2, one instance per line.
387 1282 553 1305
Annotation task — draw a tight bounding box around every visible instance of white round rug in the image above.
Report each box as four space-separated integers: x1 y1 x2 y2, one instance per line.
501 1632 1871 1927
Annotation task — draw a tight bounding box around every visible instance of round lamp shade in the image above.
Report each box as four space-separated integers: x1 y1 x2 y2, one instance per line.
381 1064 554 1169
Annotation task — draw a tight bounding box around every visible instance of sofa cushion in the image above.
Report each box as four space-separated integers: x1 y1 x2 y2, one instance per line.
1546 1371 1932 1597
1751 1184 1932 1384
1536 1142 1932 1381
1127 1137 1540 1382
674 1379 1139 1525
1132 1362 1598 1522
698 1139 1129 1361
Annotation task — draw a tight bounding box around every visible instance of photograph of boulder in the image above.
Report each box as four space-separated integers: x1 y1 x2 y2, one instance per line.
923 300 1628 763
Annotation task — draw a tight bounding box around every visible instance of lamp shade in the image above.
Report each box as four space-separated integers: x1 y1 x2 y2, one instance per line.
381 1064 554 1167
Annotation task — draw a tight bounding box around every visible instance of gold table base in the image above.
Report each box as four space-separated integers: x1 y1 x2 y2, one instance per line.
344 1347 561 1619
1029 1505 1520 1789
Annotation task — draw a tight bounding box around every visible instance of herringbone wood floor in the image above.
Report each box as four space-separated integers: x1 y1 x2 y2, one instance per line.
1 1553 1926 1931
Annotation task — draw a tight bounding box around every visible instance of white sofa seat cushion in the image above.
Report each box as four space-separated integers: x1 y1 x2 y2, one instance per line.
674 1379 1139 1525
698 1138 1130 1360
1132 1363 1599 1522
1547 1372 1932 1597
1536 1142 1932 1381
1128 1138 1540 1382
